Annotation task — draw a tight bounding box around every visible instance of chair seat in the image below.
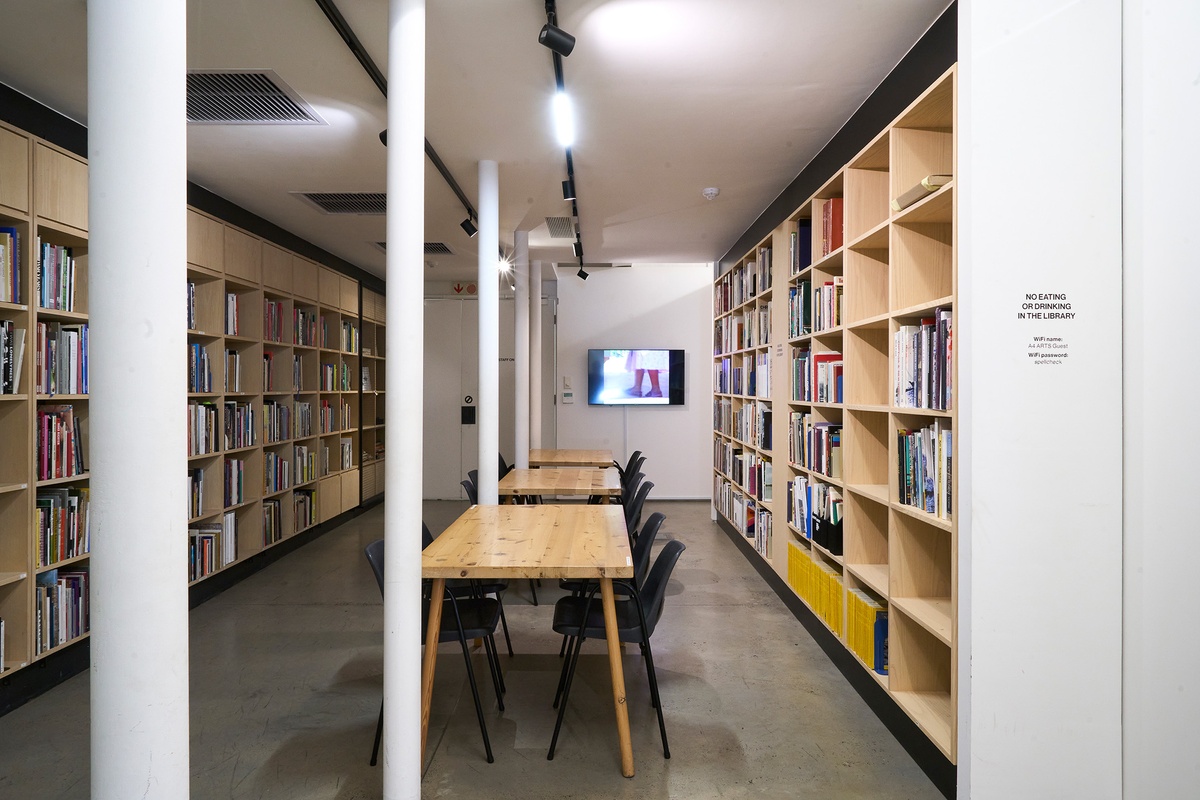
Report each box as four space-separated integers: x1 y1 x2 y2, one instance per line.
448 577 508 596
429 596 501 642
551 593 643 643
558 577 634 597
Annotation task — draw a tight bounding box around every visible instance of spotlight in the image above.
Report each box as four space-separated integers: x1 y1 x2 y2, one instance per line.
460 218 478 237
562 179 576 201
577 267 589 280
572 240 583 258
552 91 575 147
538 23 576 57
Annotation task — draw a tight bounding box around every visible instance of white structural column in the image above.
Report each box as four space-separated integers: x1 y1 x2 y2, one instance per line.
530 259 544 448
477 160 500 503
513 231 530 468
88 2 190 797
384 0 424 796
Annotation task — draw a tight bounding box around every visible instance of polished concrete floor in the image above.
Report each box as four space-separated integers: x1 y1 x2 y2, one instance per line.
0 500 942 799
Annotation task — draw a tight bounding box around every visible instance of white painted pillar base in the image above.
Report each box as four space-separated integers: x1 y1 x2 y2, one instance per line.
384 0 424 796
477 161 500 503
88 2 190 797
514 231 530 468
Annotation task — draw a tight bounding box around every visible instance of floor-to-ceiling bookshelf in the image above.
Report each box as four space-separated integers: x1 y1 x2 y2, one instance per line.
713 66 957 761
359 288 385 501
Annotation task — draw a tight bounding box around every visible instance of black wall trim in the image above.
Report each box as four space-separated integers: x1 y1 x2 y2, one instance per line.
718 2 957 271
0 81 384 296
715 515 956 800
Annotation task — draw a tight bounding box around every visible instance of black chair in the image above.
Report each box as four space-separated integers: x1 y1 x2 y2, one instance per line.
621 456 646 491
498 453 513 479
547 539 686 761
365 538 505 765
621 472 645 506
624 480 654 535
461 479 478 505
613 450 644 482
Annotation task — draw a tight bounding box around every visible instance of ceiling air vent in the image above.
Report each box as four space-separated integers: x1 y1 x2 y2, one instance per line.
545 216 578 239
424 242 454 255
295 192 387 215
187 70 323 124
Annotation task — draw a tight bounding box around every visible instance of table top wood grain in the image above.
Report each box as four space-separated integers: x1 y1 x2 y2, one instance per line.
422 504 633 580
497 467 621 497
528 448 615 468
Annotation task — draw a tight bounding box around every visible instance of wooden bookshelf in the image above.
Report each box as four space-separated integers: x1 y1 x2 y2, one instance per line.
359 288 385 501
713 66 957 761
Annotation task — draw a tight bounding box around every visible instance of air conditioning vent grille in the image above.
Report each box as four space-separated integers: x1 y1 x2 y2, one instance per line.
296 192 387 214
545 216 578 239
187 70 322 124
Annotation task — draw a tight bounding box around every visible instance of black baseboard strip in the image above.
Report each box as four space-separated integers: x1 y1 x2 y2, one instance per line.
715 514 956 800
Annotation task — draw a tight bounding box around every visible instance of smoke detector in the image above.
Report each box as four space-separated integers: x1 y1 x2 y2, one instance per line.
702 187 720 200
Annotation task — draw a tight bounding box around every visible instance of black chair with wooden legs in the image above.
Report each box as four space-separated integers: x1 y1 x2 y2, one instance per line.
365 538 506 765
547 539 686 761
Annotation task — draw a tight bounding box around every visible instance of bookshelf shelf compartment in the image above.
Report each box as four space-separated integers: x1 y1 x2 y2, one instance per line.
891 221 952 312
891 596 952 645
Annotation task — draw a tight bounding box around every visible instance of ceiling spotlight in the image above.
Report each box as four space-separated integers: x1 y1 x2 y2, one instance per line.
572 240 583 258
539 23 576 57
562 179 576 201
460 217 478 237
577 267 589 280
552 91 575 147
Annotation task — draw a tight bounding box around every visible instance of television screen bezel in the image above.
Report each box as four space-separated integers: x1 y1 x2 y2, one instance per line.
586 348 685 406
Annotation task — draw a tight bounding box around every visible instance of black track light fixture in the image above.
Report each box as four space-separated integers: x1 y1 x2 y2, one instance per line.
539 23 576 57
572 240 583 258
461 217 478 237
577 267 589 280
562 179 576 201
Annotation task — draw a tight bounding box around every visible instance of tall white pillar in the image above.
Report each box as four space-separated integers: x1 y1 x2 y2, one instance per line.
513 231 530 468
88 2 190 797
477 160 500 503
384 0 424 796
530 259 544 449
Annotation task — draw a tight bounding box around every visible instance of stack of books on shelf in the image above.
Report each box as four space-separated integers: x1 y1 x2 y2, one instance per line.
263 498 283 545
789 218 813 275
293 401 312 438
35 322 88 395
221 511 237 564
817 198 844 257
1 320 26 394
341 321 358 353
188 468 204 518
755 351 771 397
187 401 218 456
754 247 772 294
294 309 317 347
1 226 21 303
36 405 85 480
188 342 212 393
790 346 810 401
788 280 812 338
224 458 245 506
35 486 90 566
294 445 316 484
263 400 291 444
225 349 241 392
790 412 843 479
847 589 888 676
264 299 285 342
812 351 843 404
35 568 90 654
894 308 953 410
36 241 77 311
263 451 290 494
294 489 316 530
813 277 844 331
786 542 843 635
891 173 952 212
754 508 773 559
225 292 239 335
223 401 255 450
896 420 952 520
810 483 843 555
186 281 197 330
339 437 353 471
188 522 222 581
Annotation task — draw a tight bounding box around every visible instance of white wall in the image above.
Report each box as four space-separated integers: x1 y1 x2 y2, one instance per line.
959 1 1124 796
1122 1 1200 795
555 263 712 499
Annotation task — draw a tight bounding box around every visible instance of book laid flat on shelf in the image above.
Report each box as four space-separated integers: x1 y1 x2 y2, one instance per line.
891 174 952 212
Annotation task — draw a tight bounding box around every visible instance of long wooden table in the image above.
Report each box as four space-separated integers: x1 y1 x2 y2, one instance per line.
421 504 636 776
497 467 621 502
529 448 615 468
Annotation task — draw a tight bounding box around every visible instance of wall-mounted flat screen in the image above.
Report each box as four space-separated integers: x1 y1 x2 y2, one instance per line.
587 349 685 406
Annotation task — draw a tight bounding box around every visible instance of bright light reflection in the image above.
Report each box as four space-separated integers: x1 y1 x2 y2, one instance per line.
552 91 575 147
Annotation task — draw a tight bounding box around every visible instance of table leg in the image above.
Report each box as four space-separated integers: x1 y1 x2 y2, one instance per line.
421 578 445 764
600 577 634 777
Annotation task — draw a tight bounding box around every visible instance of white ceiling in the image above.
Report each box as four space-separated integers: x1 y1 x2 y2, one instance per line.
0 0 952 283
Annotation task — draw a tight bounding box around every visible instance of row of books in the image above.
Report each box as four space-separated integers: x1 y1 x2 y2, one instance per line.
713 248 773 316
897 420 953 520
36 405 85 481
294 401 313 438
341 320 359 354
791 347 844 404
0 226 20 303
754 508 773 559
813 277 844 332
713 397 732 437
226 349 242 392
188 401 219 456
263 400 291 444
36 241 78 312
35 568 89 655
847 589 888 675
788 281 812 338
223 401 255 450
895 308 952 410
787 541 843 636
319 398 349 434
818 197 844 258
265 299 286 343
787 475 844 555
224 458 245 507
296 489 317 530
36 486 90 568
264 451 291 494
789 412 843 480
733 400 772 450
295 309 318 347
188 512 236 582
263 498 284 546
189 342 213 393
788 218 814 276
340 438 354 471
189 467 205 518
225 292 240 336
730 449 772 502
186 280 198 330
1 319 27 394
36 321 88 395
295 445 318 484
320 362 353 392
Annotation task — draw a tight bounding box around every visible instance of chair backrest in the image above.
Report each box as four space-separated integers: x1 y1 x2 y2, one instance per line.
622 456 646 491
421 523 434 549
617 449 644 478
365 539 385 598
632 512 665 587
622 472 645 506
637 539 685 637
624 480 654 534
461 478 478 505
498 453 512 478
468 469 478 486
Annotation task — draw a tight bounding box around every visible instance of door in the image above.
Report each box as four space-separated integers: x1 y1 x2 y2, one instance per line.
423 296 557 499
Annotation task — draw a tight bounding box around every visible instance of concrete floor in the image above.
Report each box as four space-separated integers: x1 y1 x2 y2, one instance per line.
0 500 942 799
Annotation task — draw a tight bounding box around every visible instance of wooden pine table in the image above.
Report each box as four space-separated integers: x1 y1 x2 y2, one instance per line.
421 504 637 776
497 467 621 502
528 448 615 468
